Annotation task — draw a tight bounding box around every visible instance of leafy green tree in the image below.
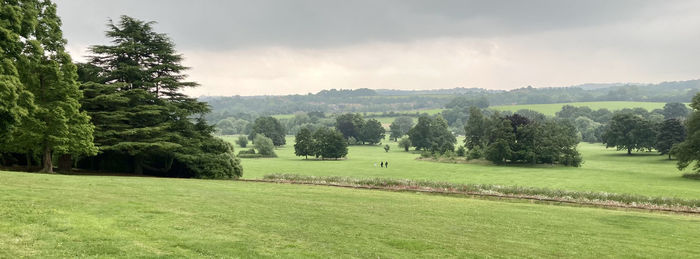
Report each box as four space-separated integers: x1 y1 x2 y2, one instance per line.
313 127 348 159
7 1 97 173
675 94 700 173
602 113 657 155
485 117 515 164
254 135 276 157
80 16 241 178
0 1 37 142
464 107 487 150
389 116 413 141
408 116 433 150
456 146 466 157
662 102 689 120
236 136 248 148
656 119 685 159
359 118 385 144
216 119 236 135
383 144 390 152
335 113 364 141
252 116 286 146
398 137 411 151
294 127 314 159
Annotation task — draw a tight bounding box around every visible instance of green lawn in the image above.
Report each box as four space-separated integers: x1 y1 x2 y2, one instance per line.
232 136 700 199
1 171 699 258
491 101 670 116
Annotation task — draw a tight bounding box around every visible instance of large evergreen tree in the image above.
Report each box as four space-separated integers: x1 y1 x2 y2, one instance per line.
79 16 241 178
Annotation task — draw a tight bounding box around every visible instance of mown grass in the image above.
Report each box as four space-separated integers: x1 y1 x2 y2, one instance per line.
262 174 700 211
231 136 700 199
2 171 700 258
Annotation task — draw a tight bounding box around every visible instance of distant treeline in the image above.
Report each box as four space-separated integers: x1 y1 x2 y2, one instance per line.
203 80 700 122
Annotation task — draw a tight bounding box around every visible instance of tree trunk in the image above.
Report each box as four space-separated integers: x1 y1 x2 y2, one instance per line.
58 154 72 172
627 147 632 155
134 155 144 175
26 153 32 169
669 153 672 160
40 146 53 173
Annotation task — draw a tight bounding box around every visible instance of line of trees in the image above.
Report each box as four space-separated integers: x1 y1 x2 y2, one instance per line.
465 108 582 166
335 113 385 145
294 127 348 159
0 6 242 179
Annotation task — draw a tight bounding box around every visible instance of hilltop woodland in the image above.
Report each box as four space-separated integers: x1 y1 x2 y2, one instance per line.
0 5 241 178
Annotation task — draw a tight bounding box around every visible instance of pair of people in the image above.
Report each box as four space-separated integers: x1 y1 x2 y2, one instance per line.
380 161 389 168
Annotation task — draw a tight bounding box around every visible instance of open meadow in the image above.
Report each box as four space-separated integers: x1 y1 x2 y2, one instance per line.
2 171 700 258
224 136 700 199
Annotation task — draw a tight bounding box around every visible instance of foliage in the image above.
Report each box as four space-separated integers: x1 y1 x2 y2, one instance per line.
254 135 276 157
388 116 413 140
294 127 314 159
464 107 487 150
359 119 385 144
78 16 241 178
398 137 411 151
655 119 685 159
407 115 456 154
252 116 286 146
675 93 700 173
236 136 248 148
312 127 348 159
1 0 96 173
662 102 689 120
456 146 466 157
335 113 364 140
602 113 657 155
383 144 390 152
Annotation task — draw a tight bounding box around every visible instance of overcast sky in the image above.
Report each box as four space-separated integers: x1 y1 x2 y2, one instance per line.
55 0 700 96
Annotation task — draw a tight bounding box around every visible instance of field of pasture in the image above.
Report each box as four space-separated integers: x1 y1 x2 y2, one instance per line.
2 170 700 257
225 135 699 199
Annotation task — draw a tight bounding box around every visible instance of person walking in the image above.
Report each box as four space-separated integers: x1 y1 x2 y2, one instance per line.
385 161 389 168
380 161 384 168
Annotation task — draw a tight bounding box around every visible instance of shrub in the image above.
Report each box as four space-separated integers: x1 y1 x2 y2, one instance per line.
456 146 466 157
254 135 277 157
467 146 483 160
237 136 248 148
384 144 390 152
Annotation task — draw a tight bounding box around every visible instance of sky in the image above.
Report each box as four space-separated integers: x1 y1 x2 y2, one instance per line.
55 0 700 97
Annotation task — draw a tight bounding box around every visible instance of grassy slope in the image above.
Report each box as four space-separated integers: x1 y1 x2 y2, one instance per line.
1 171 699 258
232 136 700 199
490 101 669 116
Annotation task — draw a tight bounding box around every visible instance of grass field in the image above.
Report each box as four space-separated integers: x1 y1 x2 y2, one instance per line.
2 171 700 257
225 136 700 199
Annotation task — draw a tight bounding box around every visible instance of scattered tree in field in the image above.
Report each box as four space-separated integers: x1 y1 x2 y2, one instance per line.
602 113 657 155
359 119 385 144
79 16 241 178
655 119 685 159
335 113 364 141
4 1 96 173
252 116 286 146
294 127 314 159
398 137 412 151
312 127 348 159
389 117 414 141
237 136 248 148
384 144 390 152
254 135 276 157
407 115 456 154
662 102 690 120
674 94 700 174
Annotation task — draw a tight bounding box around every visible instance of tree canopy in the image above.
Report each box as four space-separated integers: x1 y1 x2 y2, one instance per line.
602 113 657 155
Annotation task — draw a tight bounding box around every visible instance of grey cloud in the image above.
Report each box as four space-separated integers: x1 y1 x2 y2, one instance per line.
56 0 667 50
